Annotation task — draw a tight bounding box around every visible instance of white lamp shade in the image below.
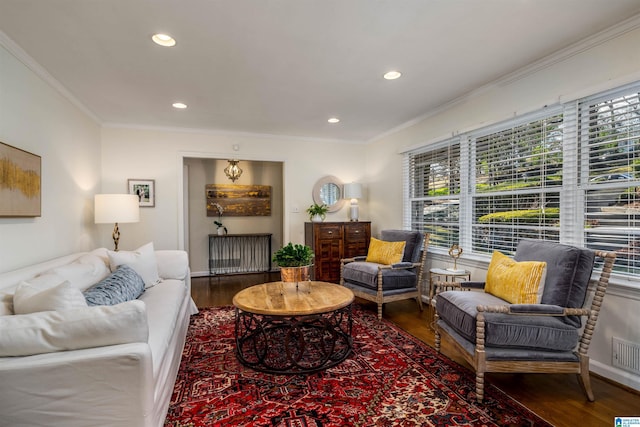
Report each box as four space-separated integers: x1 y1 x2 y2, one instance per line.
343 183 363 199
94 194 140 224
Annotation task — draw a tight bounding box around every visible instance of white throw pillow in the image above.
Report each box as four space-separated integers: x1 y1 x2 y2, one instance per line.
13 280 88 314
23 272 66 290
0 292 13 316
108 242 161 288
0 300 148 357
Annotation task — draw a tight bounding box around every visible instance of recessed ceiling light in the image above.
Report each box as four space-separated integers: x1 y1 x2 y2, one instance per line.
172 102 187 109
328 117 340 123
152 33 176 47
383 70 402 80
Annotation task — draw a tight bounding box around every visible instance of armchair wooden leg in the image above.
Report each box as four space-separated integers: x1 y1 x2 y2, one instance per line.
578 355 595 401
377 303 383 320
434 311 441 352
476 372 485 403
415 296 423 312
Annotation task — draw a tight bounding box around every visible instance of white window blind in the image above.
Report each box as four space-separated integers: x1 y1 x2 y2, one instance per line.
404 140 461 249
471 112 563 255
579 83 640 275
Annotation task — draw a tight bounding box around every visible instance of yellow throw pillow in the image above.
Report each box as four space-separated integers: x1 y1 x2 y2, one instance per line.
485 251 547 304
365 237 406 265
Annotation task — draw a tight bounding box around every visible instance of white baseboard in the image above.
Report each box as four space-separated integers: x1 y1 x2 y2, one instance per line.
590 360 640 392
190 270 210 278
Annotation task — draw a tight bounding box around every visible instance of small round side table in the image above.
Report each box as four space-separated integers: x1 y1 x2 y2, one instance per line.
428 268 471 305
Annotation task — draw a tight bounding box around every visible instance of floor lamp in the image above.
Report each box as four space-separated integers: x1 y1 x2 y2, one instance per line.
94 194 140 251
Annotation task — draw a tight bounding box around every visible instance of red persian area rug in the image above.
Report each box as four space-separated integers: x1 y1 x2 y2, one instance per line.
165 305 551 427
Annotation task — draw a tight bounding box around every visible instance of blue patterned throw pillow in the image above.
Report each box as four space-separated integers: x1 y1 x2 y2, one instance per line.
83 265 145 306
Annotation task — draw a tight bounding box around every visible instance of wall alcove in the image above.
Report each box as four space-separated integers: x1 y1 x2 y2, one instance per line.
182 157 284 276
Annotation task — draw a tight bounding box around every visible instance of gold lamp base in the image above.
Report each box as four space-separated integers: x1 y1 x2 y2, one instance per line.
112 222 120 251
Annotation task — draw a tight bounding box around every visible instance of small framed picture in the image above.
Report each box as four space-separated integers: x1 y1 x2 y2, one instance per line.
128 179 155 207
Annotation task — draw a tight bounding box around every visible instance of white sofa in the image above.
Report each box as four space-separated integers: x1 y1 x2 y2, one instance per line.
0 245 198 427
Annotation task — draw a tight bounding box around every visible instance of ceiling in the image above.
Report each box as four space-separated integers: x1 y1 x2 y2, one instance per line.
1 1 640 143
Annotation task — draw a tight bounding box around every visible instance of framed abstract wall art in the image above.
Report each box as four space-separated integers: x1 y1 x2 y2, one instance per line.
128 179 155 207
0 142 41 217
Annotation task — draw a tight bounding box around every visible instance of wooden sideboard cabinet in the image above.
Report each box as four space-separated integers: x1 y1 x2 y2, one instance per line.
305 221 371 283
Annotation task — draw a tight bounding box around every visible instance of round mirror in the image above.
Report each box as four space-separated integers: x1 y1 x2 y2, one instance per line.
312 176 345 213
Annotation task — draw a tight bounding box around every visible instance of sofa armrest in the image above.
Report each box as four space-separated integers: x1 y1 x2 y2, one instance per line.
155 250 189 280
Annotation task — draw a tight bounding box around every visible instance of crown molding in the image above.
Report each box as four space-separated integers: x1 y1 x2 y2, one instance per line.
0 30 101 124
369 12 640 144
101 122 367 145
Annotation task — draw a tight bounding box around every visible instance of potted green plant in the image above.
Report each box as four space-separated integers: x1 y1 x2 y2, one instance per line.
306 203 328 222
272 242 314 282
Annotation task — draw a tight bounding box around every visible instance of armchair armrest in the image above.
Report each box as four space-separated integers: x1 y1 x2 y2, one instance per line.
477 304 591 317
341 256 367 265
390 262 417 269
460 281 486 289
509 304 565 315
377 262 420 271
433 280 484 296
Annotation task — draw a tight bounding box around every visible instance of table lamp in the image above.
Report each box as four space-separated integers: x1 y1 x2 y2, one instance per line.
94 194 140 251
343 182 363 222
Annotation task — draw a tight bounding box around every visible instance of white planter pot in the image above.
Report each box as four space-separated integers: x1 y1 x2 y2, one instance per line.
311 214 324 222
217 227 225 235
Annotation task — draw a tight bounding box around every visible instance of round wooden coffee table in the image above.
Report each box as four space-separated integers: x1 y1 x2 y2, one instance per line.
232 281 354 374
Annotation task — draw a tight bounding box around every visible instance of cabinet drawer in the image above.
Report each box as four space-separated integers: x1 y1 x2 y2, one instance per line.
345 223 368 242
317 224 342 239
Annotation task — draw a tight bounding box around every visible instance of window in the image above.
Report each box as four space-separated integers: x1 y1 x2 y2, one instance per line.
471 113 564 255
404 140 461 249
404 81 640 282
580 85 640 275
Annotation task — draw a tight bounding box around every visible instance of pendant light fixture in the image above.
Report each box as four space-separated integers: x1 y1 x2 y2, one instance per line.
224 159 243 182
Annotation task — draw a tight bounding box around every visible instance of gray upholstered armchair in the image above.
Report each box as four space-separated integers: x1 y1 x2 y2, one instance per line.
340 230 429 320
434 239 616 403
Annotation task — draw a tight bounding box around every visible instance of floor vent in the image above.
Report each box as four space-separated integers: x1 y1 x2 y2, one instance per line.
612 337 640 375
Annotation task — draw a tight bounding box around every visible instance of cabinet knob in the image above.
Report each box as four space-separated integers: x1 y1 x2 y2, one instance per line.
328 231 333 234
355 230 359 233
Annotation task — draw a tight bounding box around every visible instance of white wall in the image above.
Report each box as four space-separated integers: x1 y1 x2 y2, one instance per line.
100 127 368 256
367 23 640 390
0 43 102 273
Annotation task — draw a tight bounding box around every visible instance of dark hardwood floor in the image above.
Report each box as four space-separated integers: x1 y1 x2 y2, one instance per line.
191 273 640 427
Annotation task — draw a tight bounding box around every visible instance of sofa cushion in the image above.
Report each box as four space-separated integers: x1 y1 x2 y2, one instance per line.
47 254 111 291
365 237 406 265
139 279 187 378
342 261 417 291
380 230 423 263
485 251 547 304
514 239 595 327
108 242 161 288
0 300 148 357
83 265 145 306
13 281 88 314
437 290 579 352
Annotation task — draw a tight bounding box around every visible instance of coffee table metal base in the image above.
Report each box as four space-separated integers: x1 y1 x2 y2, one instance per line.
234 305 353 374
